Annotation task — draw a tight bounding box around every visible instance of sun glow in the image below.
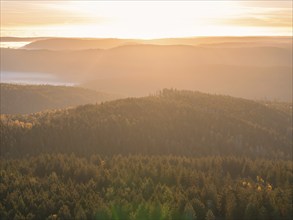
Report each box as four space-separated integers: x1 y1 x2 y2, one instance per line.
1 1 292 38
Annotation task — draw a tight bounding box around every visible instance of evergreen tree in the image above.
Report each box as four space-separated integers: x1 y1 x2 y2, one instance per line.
205 209 215 220
58 205 71 220
183 202 197 220
74 205 87 220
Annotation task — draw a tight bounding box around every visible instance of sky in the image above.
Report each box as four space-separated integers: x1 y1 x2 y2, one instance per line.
1 1 292 39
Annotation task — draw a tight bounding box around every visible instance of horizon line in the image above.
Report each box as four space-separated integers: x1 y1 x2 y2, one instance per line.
1 35 292 40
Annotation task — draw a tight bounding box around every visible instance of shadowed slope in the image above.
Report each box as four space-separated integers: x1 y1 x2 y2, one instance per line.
0 83 120 114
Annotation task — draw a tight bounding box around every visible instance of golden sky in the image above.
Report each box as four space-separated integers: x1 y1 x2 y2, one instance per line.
1 1 292 39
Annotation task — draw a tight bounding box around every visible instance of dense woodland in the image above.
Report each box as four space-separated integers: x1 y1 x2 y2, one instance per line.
0 154 292 220
0 83 119 114
1 89 291 159
0 89 292 219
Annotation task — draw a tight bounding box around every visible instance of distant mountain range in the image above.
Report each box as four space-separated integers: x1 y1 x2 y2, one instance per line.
1 41 292 100
20 36 292 50
1 36 292 101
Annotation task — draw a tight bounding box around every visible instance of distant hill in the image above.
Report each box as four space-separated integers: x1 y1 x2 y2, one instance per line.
23 38 137 50
0 37 47 42
1 44 292 101
23 36 292 50
0 83 120 114
1 89 291 158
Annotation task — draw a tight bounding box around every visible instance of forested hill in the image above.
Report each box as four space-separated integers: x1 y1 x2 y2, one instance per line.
1 89 292 158
0 83 120 114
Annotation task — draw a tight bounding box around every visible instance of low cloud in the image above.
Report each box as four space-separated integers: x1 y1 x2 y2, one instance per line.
223 16 292 28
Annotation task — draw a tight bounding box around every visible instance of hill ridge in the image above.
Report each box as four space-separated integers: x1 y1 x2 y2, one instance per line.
1 89 291 159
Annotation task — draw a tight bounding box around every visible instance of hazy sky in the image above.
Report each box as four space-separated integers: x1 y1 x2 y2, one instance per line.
1 1 292 39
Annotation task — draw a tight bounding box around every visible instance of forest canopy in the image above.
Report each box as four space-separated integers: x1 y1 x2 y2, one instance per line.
0 154 292 220
0 89 292 220
1 89 291 159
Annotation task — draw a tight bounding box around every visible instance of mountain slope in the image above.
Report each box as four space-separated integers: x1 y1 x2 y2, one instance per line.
0 83 120 114
1 89 291 158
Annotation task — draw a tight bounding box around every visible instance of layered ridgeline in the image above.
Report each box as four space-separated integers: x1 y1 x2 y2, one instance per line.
1 89 291 158
2 38 292 101
22 36 292 50
0 83 120 114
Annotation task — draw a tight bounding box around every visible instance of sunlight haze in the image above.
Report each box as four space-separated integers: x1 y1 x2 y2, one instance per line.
1 1 292 219
1 1 292 38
